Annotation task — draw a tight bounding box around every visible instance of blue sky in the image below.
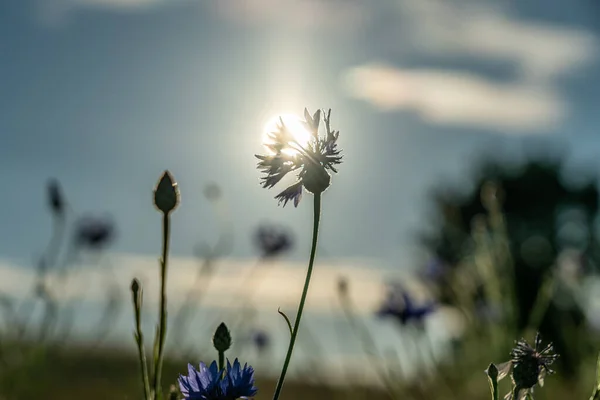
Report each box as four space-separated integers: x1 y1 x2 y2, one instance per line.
2 0 600 269
2 0 600 373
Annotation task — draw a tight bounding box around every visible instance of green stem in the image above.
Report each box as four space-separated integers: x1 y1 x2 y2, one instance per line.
153 214 171 398
218 351 225 374
134 310 151 400
512 386 521 400
271 193 321 400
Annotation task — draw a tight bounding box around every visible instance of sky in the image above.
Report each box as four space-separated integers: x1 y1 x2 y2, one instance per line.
1 0 600 380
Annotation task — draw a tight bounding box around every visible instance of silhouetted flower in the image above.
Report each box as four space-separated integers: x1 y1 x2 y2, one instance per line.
377 283 435 326
178 359 257 400
493 333 558 399
256 108 342 207
47 179 65 216
254 224 293 258
74 215 115 249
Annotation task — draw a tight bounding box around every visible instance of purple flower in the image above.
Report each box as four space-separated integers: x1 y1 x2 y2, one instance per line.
256 108 342 207
224 359 258 399
178 359 257 400
74 215 115 249
377 284 435 326
179 361 224 400
254 224 293 258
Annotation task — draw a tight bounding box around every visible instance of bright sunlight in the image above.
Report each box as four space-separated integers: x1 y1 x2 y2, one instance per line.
263 113 312 155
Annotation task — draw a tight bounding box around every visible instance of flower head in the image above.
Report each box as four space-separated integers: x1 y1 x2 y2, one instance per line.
376 283 435 326
47 179 65 216
256 108 342 207
178 358 257 400
250 329 270 353
74 215 116 250
254 224 294 258
224 359 258 399
179 361 224 400
494 333 559 399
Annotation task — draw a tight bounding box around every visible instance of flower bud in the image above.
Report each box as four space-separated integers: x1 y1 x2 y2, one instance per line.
302 164 331 195
213 322 232 353
154 171 180 214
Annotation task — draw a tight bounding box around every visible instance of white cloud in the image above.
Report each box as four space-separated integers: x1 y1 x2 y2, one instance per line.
36 0 370 30
343 64 565 132
342 0 598 132
387 0 599 82
0 253 399 315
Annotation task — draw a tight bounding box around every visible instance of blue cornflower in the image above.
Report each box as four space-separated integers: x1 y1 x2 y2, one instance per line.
224 359 258 399
179 361 224 400
178 359 257 400
256 108 342 207
377 284 435 326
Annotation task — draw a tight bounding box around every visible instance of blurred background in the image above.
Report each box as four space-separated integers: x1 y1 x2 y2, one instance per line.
1 0 600 399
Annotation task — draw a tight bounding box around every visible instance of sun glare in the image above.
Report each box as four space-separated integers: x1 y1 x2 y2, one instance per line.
263 113 312 155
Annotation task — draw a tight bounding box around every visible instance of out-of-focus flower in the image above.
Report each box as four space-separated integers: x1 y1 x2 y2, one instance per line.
204 182 222 202
376 283 435 326
254 224 293 258
74 215 115 250
178 359 257 400
337 276 349 298
47 179 65 216
419 258 449 283
250 329 270 353
491 333 558 400
256 108 342 207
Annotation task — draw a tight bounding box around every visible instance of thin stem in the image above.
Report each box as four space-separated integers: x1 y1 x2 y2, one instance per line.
134 303 151 399
153 213 171 398
339 295 396 399
271 193 321 400
218 351 225 373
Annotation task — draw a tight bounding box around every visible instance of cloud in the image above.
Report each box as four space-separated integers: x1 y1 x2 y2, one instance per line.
0 253 399 315
341 0 598 132
342 64 566 132
211 0 369 31
36 0 370 31
392 0 598 82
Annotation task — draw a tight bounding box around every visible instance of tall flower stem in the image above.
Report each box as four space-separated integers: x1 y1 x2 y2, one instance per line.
132 280 151 400
153 213 171 397
272 193 321 400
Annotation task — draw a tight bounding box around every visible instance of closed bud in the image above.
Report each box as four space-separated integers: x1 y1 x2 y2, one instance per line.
154 171 180 214
130 278 143 308
212 322 232 353
302 164 331 195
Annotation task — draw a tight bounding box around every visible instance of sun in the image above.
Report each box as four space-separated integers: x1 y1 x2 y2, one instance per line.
262 113 312 155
